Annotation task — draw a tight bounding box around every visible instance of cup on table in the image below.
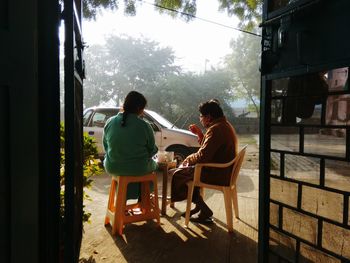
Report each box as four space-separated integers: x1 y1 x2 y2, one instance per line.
165 151 174 162
157 151 174 163
157 151 167 163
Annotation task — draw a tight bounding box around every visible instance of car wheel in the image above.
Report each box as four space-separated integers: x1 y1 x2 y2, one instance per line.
166 146 190 165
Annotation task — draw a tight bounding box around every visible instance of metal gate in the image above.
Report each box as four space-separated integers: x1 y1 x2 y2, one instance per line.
0 1 10 260
63 0 85 261
259 0 350 262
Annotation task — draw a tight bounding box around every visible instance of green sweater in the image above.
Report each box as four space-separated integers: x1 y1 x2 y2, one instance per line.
103 112 158 198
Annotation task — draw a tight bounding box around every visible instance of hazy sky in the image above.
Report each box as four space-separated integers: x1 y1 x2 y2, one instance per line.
82 0 241 73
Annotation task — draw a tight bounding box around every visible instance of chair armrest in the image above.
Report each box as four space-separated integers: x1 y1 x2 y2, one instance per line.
192 161 233 184
191 145 248 186
195 162 232 169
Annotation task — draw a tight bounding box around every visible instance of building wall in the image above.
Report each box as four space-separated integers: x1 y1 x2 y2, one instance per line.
232 118 260 134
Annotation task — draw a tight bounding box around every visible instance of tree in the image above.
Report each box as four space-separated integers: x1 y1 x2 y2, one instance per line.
218 0 263 30
83 35 236 125
83 0 118 19
82 0 262 30
145 69 234 127
83 45 113 107
83 35 180 107
224 32 261 116
82 0 198 21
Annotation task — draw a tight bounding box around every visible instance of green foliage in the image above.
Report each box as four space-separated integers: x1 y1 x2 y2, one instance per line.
218 0 263 30
82 0 262 31
83 34 236 126
60 122 103 224
82 0 198 21
154 0 197 22
83 0 119 20
224 32 261 116
83 35 180 107
145 69 235 127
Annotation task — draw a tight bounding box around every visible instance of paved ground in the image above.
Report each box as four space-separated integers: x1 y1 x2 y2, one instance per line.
79 138 260 263
79 169 259 263
78 132 350 262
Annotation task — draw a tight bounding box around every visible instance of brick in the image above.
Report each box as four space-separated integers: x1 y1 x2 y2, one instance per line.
270 178 298 207
270 202 279 227
325 159 350 192
299 242 340 263
285 155 320 185
348 198 350 226
304 132 346 158
271 133 299 152
269 228 296 261
282 208 318 244
322 222 350 259
301 186 343 222
271 152 280 176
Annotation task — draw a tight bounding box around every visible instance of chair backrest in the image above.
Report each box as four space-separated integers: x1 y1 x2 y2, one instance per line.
229 145 247 187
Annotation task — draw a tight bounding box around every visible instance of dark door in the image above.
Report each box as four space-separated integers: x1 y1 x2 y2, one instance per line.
63 0 85 261
1 0 62 261
0 2 10 260
259 0 350 262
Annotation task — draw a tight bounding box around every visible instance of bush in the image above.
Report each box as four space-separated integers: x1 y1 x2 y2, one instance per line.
60 122 103 224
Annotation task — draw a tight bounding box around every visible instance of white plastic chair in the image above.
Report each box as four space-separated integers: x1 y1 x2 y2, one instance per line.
184 145 247 232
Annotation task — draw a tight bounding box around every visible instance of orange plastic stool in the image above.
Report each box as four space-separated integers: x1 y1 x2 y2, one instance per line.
104 172 160 236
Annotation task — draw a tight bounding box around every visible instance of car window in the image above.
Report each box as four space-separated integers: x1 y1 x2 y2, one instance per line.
83 110 93 126
91 112 108 127
91 109 119 128
142 114 160 132
104 109 119 124
145 110 174 128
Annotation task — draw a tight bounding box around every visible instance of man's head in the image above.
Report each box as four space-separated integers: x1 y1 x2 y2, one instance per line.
198 99 224 128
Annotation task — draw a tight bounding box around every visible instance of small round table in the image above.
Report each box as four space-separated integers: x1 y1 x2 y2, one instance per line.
157 160 177 215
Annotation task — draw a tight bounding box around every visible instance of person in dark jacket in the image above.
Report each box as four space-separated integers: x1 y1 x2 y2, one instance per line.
171 99 238 223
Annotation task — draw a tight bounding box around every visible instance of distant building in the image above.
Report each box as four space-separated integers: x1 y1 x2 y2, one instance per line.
325 67 349 137
233 107 258 118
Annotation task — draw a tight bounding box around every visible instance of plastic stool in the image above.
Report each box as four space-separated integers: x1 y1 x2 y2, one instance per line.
104 172 160 236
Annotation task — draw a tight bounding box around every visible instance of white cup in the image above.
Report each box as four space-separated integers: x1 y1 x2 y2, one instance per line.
166 151 174 162
157 151 167 163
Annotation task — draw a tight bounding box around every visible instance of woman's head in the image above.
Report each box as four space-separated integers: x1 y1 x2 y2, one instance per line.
123 91 147 114
121 91 147 127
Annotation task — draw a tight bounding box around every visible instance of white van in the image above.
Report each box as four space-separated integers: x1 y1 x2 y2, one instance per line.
83 106 200 163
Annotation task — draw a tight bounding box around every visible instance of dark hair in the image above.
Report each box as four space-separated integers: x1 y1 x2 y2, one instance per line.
198 99 224 119
121 91 147 127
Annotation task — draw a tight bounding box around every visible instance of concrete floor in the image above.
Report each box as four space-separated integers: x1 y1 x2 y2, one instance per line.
79 167 259 263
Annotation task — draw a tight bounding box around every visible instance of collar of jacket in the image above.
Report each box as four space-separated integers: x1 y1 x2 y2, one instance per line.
208 116 226 127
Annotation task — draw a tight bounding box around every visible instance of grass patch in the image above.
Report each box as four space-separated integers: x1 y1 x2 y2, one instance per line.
239 134 257 146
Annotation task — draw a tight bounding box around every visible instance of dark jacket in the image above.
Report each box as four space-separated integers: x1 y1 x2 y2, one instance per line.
184 117 238 186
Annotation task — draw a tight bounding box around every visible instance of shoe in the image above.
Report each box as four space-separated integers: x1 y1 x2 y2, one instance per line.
181 206 201 217
193 195 213 218
199 206 213 218
190 213 214 224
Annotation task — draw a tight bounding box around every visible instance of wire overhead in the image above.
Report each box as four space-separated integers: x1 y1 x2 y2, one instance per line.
142 1 261 37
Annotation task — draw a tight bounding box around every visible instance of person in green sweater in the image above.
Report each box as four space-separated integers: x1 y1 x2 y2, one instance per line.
103 91 158 199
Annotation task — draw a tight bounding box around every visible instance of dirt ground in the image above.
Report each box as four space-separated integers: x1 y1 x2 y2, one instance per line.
238 135 259 170
79 134 259 263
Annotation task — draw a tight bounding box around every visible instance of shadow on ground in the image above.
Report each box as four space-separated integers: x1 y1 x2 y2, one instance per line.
100 215 257 263
80 170 258 263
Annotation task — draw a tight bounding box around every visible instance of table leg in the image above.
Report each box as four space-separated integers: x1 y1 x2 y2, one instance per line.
161 167 167 215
